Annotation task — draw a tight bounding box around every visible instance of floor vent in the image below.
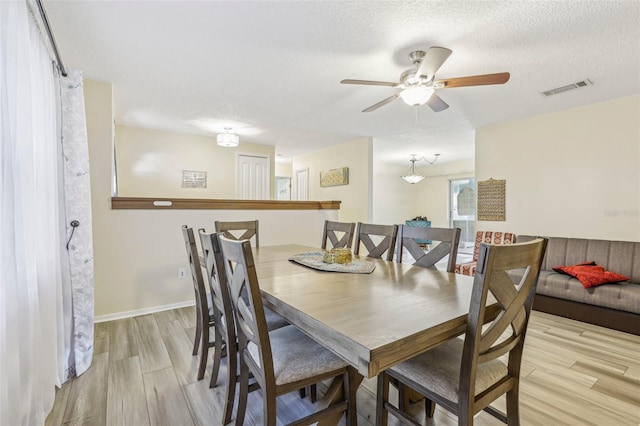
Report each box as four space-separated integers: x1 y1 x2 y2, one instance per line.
542 79 593 96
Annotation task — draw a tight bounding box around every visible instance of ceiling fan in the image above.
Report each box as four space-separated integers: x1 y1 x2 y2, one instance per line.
341 47 510 113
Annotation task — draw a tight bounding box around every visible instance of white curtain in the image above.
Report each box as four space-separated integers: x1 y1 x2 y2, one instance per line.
0 1 94 424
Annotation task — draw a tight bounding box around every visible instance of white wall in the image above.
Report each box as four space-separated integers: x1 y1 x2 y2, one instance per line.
85 80 338 319
293 137 372 223
476 95 640 241
116 124 275 199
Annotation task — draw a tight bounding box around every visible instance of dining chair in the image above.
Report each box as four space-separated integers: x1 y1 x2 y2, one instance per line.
199 230 293 423
395 226 461 272
354 222 398 261
377 238 548 426
215 219 259 247
218 236 357 425
181 225 214 381
201 230 316 421
198 229 238 424
321 219 357 250
455 231 516 276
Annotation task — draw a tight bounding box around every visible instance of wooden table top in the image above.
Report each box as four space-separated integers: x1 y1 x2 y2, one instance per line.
253 245 497 378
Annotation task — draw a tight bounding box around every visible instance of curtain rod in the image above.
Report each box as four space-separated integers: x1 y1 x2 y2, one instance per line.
35 0 67 77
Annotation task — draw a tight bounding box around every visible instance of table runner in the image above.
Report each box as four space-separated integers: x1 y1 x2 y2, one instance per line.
289 252 376 274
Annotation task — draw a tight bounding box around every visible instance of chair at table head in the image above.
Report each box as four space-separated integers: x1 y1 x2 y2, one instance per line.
354 222 398 261
215 219 259 247
377 237 548 426
395 226 461 272
455 230 516 276
321 220 356 250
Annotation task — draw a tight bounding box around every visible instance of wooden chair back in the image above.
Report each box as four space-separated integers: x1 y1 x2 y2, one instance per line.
199 230 232 327
460 237 548 421
215 220 260 247
181 225 210 379
218 236 274 391
353 222 398 261
321 220 356 250
198 230 238 422
395 226 461 272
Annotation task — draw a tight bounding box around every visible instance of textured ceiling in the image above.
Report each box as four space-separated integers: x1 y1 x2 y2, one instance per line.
45 1 640 165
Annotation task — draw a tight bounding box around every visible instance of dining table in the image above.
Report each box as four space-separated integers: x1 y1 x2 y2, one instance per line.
250 244 499 424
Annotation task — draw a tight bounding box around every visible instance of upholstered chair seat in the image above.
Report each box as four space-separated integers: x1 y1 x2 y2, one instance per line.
388 337 507 403
248 325 350 386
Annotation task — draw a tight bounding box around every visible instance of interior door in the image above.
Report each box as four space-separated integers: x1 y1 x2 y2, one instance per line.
237 154 270 199
295 168 309 201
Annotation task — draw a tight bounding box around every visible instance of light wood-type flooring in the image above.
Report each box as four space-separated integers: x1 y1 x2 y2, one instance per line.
45 307 640 425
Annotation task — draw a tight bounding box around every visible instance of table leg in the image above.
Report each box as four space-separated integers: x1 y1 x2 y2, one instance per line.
316 366 363 426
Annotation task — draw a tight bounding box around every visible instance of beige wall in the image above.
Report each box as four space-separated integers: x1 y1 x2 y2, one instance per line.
372 160 418 225
85 80 338 319
415 160 475 228
115 124 275 199
275 159 292 177
372 155 475 228
476 95 640 241
293 137 373 223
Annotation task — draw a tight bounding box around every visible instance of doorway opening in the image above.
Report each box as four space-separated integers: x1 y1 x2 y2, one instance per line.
449 177 476 255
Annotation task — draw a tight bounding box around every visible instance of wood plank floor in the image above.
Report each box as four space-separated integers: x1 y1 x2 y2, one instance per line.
46 308 640 425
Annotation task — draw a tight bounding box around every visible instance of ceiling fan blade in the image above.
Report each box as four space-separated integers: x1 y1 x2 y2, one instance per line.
363 94 400 112
416 47 453 80
426 93 449 112
341 79 397 87
435 72 510 89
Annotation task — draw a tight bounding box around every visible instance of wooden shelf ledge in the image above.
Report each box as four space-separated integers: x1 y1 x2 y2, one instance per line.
111 197 341 210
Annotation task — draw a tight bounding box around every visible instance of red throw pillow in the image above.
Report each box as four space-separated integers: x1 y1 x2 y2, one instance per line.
574 268 629 288
553 261 597 276
553 262 629 288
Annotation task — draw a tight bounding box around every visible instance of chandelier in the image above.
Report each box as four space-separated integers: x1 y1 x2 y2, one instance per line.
401 154 440 184
216 127 239 147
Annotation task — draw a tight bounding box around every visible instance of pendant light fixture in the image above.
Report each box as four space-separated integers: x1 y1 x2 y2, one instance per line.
401 154 440 184
217 127 239 147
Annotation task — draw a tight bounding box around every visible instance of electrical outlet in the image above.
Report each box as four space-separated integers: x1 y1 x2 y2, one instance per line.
178 267 186 279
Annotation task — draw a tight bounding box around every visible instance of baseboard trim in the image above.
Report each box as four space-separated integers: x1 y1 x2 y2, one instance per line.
95 300 195 323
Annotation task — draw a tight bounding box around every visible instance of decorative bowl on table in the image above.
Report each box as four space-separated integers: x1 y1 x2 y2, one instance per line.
322 248 352 264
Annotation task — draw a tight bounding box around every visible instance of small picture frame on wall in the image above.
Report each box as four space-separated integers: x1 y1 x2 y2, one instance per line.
182 170 207 189
320 167 349 187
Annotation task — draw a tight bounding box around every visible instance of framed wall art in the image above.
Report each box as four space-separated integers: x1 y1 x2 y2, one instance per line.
181 170 207 189
320 167 349 187
477 178 506 221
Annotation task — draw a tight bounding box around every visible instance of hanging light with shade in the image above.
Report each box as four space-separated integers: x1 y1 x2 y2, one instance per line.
401 154 440 184
217 127 240 147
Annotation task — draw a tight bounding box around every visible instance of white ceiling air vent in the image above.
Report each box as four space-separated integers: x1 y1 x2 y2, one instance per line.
542 79 593 96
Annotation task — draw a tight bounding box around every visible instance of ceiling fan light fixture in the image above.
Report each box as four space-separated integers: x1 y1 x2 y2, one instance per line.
399 86 434 106
217 127 239 147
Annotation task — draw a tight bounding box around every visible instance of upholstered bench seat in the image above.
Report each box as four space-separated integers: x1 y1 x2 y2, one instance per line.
515 235 640 335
